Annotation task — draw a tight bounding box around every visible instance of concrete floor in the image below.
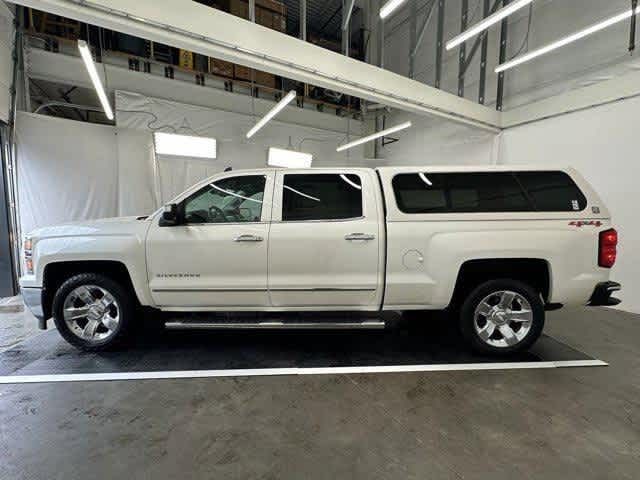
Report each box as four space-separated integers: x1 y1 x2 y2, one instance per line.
0 297 40 353
1 306 639 480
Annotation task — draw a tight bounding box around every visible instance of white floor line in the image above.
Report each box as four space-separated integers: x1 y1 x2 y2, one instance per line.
0 359 608 384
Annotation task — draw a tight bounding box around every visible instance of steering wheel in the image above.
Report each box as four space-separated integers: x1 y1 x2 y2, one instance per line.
208 205 228 222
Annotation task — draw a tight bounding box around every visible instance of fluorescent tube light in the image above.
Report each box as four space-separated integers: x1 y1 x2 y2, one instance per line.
77 40 114 120
267 147 313 168
336 121 412 152
496 7 640 73
154 132 217 159
246 90 297 138
446 0 532 51
380 0 408 19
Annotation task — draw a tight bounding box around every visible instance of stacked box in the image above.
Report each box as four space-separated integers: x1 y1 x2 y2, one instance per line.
210 58 234 77
226 0 286 88
179 49 194 69
233 65 277 88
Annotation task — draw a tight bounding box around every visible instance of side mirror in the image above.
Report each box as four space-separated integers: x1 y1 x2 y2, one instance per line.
159 203 181 226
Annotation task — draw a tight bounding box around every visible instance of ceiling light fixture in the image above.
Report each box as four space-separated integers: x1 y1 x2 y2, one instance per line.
496 7 640 73
380 0 408 20
446 0 533 51
77 40 114 120
246 90 297 138
154 132 217 159
336 121 412 152
267 147 313 168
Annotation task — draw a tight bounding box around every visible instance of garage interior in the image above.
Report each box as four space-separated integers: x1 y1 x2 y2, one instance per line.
0 0 639 478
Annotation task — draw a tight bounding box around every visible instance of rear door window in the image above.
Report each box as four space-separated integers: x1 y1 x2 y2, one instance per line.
282 173 363 221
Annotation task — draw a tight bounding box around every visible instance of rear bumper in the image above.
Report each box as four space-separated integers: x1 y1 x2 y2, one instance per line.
20 286 47 329
588 281 621 307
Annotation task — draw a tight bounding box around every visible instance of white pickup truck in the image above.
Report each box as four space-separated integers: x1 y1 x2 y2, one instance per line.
19 165 620 354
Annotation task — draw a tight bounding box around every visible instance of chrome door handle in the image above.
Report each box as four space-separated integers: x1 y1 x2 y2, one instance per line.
234 234 263 242
344 233 375 241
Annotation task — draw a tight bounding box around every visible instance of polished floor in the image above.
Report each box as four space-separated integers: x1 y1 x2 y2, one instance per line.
1 306 639 479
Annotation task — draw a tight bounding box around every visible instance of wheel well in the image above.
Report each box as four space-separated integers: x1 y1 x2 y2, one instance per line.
450 258 550 308
42 260 136 318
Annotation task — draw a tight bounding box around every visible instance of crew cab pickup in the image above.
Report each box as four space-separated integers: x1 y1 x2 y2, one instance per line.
19 166 621 354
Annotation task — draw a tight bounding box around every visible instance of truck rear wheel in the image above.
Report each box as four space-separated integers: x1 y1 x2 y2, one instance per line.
459 279 545 355
52 273 134 351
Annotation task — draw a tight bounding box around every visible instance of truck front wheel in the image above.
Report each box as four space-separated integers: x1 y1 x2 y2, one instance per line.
52 273 134 351
459 279 545 355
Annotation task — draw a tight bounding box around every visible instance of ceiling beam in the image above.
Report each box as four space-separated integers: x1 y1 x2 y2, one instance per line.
9 0 501 132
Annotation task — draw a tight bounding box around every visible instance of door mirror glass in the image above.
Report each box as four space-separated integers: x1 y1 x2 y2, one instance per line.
159 203 180 226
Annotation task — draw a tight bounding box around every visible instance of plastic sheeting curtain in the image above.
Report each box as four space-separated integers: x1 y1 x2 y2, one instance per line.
16 112 120 234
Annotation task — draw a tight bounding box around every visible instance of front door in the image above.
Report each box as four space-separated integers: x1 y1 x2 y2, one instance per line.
146 171 274 308
268 170 383 309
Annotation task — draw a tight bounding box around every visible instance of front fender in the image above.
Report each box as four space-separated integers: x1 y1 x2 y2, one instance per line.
27 234 154 307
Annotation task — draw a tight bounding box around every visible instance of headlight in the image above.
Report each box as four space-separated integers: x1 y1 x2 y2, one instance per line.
23 237 33 274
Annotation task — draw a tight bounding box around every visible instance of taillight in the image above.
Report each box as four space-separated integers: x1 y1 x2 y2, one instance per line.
598 228 617 268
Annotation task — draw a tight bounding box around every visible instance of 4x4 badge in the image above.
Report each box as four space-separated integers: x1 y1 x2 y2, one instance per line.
569 220 602 227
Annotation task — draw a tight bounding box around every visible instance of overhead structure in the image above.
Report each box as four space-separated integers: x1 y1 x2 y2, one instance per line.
496 6 640 72
9 0 501 132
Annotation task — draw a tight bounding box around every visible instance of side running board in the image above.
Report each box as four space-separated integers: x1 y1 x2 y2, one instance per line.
165 320 386 330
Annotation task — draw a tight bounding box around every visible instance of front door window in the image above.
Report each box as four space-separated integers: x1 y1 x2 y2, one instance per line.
182 175 266 224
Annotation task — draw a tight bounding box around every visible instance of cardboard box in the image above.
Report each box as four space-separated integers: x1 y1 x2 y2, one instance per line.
256 0 286 16
272 13 286 32
254 70 276 89
229 0 286 19
179 49 194 69
257 7 273 29
233 65 276 88
234 64 252 81
210 57 234 77
230 0 249 18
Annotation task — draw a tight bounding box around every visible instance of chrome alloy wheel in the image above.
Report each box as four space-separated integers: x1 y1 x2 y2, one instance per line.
473 290 533 348
62 285 121 342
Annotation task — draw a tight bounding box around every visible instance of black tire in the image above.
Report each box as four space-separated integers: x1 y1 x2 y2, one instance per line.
459 278 545 355
52 273 135 351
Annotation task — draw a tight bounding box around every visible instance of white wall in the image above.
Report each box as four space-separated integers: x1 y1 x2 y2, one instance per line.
0 2 14 122
379 111 498 166
498 96 640 313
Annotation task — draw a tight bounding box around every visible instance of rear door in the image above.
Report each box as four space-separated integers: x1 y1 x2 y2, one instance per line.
268 170 383 309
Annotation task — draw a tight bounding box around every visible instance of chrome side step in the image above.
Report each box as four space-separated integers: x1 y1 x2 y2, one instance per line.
165 320 386 330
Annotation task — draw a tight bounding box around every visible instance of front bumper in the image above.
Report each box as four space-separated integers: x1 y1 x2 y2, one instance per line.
20 286 47 329
588 281 621 307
